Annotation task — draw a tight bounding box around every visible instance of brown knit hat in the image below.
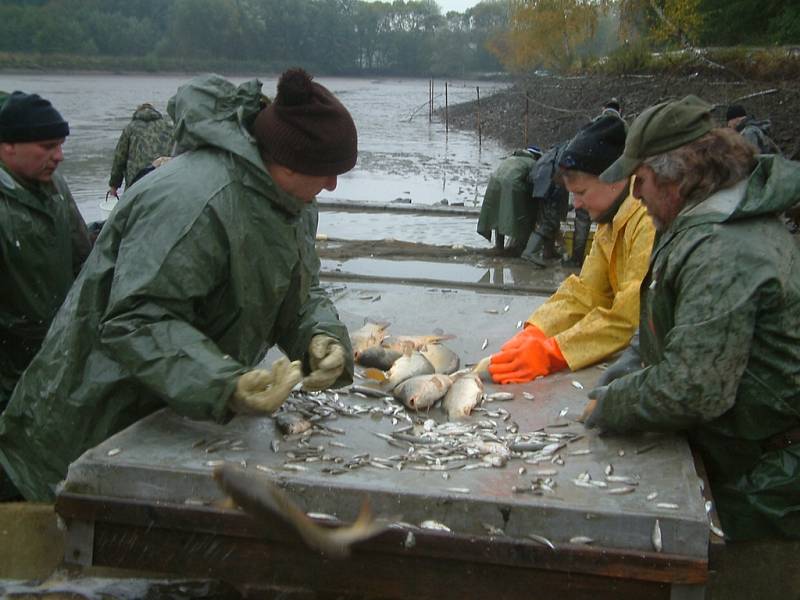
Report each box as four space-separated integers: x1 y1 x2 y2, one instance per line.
253 68 357 176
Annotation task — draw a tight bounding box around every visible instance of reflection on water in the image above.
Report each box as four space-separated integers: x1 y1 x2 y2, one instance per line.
322 257 558 288
0 74 509 235
319 211 492 248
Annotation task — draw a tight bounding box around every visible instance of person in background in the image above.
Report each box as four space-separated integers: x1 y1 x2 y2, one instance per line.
599 98 623 122
583 95 800 543
0 92 91 415
477 145 542 257
489 116 655 384
0 69 356 501
726 104 781 155
107 102 174 198
519 140 569 265
562 98 630 269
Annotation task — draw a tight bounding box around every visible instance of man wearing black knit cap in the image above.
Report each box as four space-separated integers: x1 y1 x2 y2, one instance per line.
0 91 91 416
0 70 359 501
488 116 655 385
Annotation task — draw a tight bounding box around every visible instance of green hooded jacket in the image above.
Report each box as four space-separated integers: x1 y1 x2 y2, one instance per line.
593 156 800 540
0 168 91 409
477 150 538 244
0 75 354 501
108 104 174 189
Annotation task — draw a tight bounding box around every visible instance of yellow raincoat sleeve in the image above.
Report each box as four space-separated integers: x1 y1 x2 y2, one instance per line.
528 194 655 370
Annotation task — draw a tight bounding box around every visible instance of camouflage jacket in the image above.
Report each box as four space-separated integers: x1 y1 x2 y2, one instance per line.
737 117 781 155
108 105 173 189
592 156 800 540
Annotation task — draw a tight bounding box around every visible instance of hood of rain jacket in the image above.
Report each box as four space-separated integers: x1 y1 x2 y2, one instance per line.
0 75 353 501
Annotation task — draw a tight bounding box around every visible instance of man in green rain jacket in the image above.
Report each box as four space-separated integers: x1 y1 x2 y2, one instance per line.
477 146 541 255
0 92 92 413
0 69 358 501
584 96 800 541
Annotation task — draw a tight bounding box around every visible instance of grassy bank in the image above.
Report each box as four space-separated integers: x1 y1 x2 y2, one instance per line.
0 51 305 76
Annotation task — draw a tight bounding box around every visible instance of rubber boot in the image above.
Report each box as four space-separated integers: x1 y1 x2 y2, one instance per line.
520 232 547 267
563 227 589 268
542 237 558 259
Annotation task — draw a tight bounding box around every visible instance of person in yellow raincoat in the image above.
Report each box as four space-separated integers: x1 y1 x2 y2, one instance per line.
490 116 655 383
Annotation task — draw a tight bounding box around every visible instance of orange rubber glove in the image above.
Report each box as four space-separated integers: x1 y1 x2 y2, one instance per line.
489 326 567 384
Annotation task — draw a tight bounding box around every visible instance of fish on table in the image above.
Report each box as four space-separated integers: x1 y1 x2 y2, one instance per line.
394 373 452 410
214 463 386 559
386 350 435 388
350 321 390 357
442 372 484 420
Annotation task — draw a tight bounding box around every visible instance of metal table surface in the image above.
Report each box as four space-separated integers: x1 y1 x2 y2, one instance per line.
57 282 710 599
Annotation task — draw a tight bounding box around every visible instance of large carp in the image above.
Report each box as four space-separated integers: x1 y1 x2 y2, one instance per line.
214 464 385 559
350 321 390 357
386 350 434 388
355 345 402 370
394 373 452 410
442 372 484 420
420 343 460 374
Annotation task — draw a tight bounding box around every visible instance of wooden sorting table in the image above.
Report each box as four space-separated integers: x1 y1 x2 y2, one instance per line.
56 282 711 599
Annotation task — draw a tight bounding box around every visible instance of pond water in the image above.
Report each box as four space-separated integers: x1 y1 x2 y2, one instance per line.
0 73 509 247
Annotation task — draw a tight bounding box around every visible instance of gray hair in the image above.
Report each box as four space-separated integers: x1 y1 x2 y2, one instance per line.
643 128 756 207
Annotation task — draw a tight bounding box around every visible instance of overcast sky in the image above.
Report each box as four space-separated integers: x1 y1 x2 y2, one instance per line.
436 0 479 14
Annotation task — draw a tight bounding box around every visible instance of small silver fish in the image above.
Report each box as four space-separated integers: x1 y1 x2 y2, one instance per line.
652 519 663 552
483 523 505 535
516 320 523 329
487 391 515 402
107 448 122 457
503 305 510 313
606 475 639 484
607 486 636 495
275 413 312 435
656 502 679 510
569 536 594 545
571 380 584 390
646 492 658 501
481 338 489 350
528 532 556 550
420 520 451 532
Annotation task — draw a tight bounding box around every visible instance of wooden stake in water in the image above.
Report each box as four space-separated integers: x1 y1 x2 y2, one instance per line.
429 79 432 122
476 86 482 147
524 91 530 147
445 81 449 134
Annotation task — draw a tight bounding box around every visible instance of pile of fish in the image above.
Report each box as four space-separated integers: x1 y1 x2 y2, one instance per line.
270 388 581 478
350 321 485 419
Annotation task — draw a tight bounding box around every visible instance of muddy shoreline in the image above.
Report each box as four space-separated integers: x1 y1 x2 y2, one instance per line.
444 73 800 159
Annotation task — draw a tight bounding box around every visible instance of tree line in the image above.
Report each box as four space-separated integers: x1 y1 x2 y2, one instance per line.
1 0 798 76
493 0 800 72
0 0 505 76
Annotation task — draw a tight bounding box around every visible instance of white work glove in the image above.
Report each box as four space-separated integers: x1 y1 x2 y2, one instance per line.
303 334 346 391
229 357 303 414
